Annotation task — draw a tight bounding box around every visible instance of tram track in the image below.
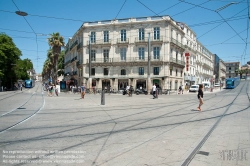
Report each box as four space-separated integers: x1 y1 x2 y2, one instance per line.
0 89 29 101
0 84 40 117
181 80 249 166
0 82 247 166
0 83 45 134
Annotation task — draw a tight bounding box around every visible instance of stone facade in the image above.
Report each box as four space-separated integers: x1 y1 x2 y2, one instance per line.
225 62 240 78
64 15 214 91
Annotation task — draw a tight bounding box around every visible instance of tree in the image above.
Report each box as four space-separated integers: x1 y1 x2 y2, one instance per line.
0 33 22 89
47 32 64 84
57 50 65 76
237 69 244 79
15 58 33 80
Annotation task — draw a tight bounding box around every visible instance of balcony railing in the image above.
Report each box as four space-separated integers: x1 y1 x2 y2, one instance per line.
70 40 78 50
170 57 185 66
135 37 148 43
71 56 77 63
77 42 83 50
65 48 69 54
151 36 163 42
117 38 129 44
87 39 111 46
87 56 163 63
170 38 185 49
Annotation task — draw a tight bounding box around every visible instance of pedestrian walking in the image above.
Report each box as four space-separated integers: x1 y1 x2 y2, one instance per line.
20 83 22 91
178 86 182 94
129 85 134 97
80 83 86 99
181 85 184 94
152 83 156 99
197 84 204 111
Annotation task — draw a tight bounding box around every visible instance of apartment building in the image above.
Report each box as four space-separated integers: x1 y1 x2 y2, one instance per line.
225 62 240 78
214 54 226 83
64 15 213 91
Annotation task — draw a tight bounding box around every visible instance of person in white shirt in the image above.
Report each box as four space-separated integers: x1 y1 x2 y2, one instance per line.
126 85 130 95
152 84 156 99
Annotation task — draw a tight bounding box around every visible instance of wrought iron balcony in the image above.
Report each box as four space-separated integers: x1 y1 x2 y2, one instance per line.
65 48 69 54
71 56 77 63
169 57 185 67
87 56 163 63
70 40 78 50
151 36 163 42
77 42 83 50
87 39 112 46
134 37 148 44
117 38 129 44
170 38 185 50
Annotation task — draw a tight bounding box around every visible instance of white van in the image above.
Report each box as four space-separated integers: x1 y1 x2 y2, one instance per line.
189 85 199 92
202 82 211 89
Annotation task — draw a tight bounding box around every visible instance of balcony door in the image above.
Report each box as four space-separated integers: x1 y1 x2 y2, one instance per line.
103 49 109 62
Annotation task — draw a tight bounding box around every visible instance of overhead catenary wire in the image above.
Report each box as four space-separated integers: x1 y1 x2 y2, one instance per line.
172 0 212 17
115 0 127 19
1 0 248 70
197 7 248 39
12 0 40 73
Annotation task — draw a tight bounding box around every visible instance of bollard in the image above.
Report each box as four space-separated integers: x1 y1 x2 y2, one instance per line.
101 90 105 105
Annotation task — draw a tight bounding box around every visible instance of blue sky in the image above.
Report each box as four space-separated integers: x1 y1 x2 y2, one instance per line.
0 0 249 74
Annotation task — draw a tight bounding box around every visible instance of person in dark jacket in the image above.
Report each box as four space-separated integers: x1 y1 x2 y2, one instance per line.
197 84 204 111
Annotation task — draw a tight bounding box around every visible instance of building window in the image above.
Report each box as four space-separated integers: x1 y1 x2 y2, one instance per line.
153 47 160 59
154 67 159 75
121 29 126 41
176 69 178 76
229 67 231 70
91 50 96 61
170 49 173 57
138 47 145 60
120 48 126 61
181 71 183 77
104 31 109 42
139 67 144 75
176 51 178 60
154 27 160 40
121 69 126 75
103 49 109 62
91 68 95 76
170 69 172 76
90 32 96 43
139 28 145 40
104 68 109 75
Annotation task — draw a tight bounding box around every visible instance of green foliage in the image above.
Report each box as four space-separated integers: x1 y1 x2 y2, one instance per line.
15 58 33 80
43 32 65 84
0 33 22 88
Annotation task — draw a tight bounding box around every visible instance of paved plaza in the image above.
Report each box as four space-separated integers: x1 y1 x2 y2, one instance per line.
0 81 249 166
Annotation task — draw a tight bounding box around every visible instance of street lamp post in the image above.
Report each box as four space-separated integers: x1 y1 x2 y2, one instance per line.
215 2 237 12
147 33 151 94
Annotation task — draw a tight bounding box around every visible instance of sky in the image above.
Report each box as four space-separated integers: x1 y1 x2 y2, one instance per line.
0 0 249 74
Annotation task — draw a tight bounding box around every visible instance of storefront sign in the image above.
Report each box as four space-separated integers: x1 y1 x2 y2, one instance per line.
185 52 190 71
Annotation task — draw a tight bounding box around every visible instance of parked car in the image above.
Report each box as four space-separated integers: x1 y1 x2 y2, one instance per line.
214 83 220 87
189 85 199 92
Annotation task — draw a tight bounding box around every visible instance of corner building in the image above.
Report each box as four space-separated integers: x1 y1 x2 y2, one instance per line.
64 15 213 91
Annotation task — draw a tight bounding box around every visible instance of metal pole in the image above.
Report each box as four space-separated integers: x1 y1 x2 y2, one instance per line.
101 89 105 105
147 33 151 95
89 36 91 79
